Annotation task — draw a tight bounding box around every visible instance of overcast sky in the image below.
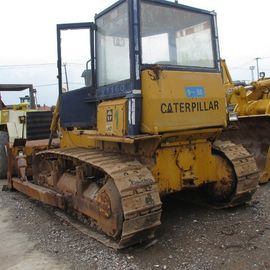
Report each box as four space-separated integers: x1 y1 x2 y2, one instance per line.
0 0 269 105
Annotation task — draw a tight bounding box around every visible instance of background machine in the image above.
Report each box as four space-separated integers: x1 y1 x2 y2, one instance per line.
221 60 270 184
0 84 52 178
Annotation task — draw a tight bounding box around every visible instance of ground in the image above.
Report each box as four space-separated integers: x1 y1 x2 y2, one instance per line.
0 180 270 270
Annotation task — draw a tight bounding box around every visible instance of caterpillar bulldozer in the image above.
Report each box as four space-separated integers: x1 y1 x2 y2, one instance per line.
7 0 259 248
220 59 270 184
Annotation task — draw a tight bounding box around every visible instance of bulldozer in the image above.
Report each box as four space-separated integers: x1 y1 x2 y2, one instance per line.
7 0 259 248
0 84 54 179
220 59 270 184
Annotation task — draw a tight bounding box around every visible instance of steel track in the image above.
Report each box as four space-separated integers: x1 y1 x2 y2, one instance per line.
35 147 162 248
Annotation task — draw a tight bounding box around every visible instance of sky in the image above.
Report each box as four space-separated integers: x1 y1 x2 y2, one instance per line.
0 0 269 106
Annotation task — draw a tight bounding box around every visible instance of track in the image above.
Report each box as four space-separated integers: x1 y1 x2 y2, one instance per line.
213 140 259 207
9 141 258 249
33 148 162 249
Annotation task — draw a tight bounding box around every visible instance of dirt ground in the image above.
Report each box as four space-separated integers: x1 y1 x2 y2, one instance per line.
0 179 270 270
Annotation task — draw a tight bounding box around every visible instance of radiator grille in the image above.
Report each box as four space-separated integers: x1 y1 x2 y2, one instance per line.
26 111 52 140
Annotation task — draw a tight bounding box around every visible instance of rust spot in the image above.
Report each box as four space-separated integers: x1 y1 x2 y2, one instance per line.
96 191 112 218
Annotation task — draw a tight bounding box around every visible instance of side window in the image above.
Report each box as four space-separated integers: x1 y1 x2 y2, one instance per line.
60 29 92 91
96 2 130 87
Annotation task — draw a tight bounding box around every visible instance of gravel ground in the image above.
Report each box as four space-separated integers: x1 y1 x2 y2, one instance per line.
1 180 270 270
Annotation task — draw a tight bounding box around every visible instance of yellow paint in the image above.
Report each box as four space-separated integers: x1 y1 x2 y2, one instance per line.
152 140 230 194
50 97 60 133
141 69 227 134
12 103 29 111
223 60 270 183
261 147 270 183
98 99 127 136
222 59 270 116
60 129 97 148
221 59 233 89
0 110 9 124
56 67 233 195
220 59 238 105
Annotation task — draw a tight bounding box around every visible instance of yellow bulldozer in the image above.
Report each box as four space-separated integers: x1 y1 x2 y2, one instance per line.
6 0 259 248
221 59 270 184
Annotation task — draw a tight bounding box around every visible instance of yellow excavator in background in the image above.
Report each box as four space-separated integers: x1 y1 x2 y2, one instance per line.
221 59 270 183
6 0 259 248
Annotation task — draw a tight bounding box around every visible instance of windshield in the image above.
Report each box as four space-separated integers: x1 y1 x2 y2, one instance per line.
96 2 130 87
141 1 215 68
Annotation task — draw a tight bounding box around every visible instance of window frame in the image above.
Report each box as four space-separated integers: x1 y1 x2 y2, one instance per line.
56 22 96 96
94 0 221 101
140 0 220 73
95 0 131 88
95 0 141 101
